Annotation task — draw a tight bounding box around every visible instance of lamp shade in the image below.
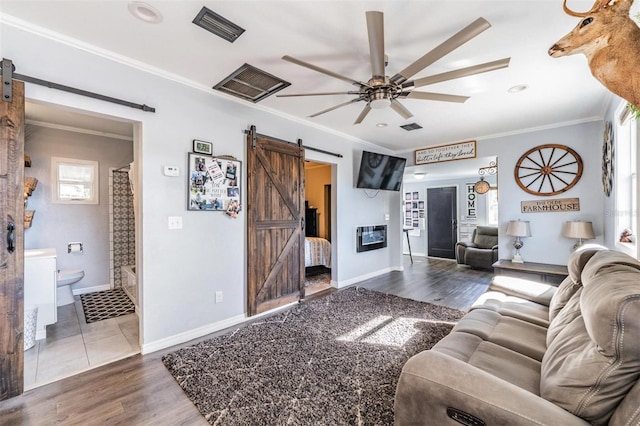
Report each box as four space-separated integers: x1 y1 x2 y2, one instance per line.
506 220 531 237
563 221 595 239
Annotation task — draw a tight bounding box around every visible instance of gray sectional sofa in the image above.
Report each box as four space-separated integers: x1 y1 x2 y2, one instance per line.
395 246 640 425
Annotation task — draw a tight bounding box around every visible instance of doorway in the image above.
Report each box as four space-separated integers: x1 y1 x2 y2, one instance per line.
304 161 333 296
22 101 141 389
426 186 458 259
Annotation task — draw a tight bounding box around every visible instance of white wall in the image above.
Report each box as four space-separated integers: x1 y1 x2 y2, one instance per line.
478 121 605 265
24 126 133 292
2 23 403 351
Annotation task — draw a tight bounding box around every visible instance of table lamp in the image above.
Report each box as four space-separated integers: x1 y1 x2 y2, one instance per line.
506 220 531 263
563 221 595 250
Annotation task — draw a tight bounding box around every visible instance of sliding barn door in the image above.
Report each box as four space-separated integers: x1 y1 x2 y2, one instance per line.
246 129 305 316
0 78 25 400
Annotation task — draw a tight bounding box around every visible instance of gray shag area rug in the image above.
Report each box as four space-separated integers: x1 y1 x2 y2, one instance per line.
162 287 464 425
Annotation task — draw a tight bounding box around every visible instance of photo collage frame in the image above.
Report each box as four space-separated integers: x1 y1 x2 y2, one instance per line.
404 191 425 229
188 152 241 217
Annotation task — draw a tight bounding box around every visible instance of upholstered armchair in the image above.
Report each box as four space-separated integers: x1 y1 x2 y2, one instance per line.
456 226 498 269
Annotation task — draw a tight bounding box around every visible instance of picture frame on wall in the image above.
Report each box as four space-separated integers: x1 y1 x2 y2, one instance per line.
193 139 213 155
187 153 242 213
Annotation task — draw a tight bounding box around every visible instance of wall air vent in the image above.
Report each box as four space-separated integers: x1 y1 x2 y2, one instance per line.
400 123 423 131
193 7 245 43
214 64 291 103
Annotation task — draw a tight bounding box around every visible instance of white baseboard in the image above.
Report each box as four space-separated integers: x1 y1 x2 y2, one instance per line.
141 313 247 354
72 284 110 295
141 300 302 355
334 267 394 289
403 251 426 257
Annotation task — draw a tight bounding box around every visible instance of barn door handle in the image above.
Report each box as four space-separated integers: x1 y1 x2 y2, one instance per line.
6 222 15 253
301 217 305 231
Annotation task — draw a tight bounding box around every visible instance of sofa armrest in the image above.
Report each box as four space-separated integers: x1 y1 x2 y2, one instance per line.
455 241 477 264
456 241 477 249
395 351 590 426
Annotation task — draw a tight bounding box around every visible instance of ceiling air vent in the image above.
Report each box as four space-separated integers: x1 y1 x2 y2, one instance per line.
214 64 291 103
400 123 423 131
193 7 245 43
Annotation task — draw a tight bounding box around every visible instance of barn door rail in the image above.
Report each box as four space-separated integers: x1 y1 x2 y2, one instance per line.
245 125 343 158
1 58 155 112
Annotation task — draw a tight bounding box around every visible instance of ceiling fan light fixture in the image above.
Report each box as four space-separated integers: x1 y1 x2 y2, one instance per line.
370 98 391 109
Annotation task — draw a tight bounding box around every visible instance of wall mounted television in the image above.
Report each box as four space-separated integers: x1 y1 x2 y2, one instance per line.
356 151 407 191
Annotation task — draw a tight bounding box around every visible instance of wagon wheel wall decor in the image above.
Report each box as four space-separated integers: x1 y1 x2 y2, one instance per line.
514 144 583 196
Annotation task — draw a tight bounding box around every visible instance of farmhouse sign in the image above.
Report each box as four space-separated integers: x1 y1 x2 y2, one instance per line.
415 140 476 165
521 198 580 213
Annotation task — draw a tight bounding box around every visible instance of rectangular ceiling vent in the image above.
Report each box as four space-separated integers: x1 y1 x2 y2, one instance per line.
213 64 291 103
193 7 245 43
400 123 423 131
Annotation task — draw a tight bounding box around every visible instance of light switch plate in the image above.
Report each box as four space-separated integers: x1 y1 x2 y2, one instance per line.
164 165 179 177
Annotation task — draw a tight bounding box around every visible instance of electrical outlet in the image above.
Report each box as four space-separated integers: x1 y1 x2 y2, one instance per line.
168 216 183 229
215 291 223 303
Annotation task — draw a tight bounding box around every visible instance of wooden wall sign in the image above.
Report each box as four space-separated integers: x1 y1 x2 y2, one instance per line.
521 197 580 213
415 140 476 165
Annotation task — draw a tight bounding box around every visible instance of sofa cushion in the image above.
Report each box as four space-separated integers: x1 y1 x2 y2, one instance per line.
452 309 547 361
464 247 495 269
548 245 607 322
432 331 542 394
470 290 550 327
540 251 640 424
546 287 582 346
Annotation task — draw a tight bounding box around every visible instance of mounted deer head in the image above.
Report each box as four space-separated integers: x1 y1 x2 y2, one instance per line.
549 0 640 108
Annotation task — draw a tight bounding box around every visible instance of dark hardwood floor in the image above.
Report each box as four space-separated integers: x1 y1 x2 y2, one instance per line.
358 255 493 311
0 255 493 425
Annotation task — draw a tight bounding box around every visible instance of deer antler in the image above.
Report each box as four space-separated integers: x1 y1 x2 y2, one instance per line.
563 0 611 17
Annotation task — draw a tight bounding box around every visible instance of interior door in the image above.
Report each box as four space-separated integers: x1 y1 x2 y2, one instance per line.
246 129 305 316
427 186 457 259
0 77 25 400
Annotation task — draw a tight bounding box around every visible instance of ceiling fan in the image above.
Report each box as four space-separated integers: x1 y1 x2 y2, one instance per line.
278 11 510 125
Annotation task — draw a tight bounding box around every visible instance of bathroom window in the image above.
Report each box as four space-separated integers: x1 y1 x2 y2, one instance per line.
52 157 99 204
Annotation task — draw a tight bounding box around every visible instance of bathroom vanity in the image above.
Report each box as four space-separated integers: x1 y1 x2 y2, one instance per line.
24 248 57 339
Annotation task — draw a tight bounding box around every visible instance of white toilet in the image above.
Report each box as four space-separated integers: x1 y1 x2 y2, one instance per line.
56 269 84 306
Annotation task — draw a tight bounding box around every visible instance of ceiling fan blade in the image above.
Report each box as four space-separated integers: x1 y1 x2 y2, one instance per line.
400 91 469 103
391 17 491 84
390 99 414 120
277 91 360 97
282 55 368 88
407 58 511 88
366 11 385 79
309 98 362 118
354 104 372 124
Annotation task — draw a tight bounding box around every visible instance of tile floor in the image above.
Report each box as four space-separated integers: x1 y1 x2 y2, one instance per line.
24 297 140 390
